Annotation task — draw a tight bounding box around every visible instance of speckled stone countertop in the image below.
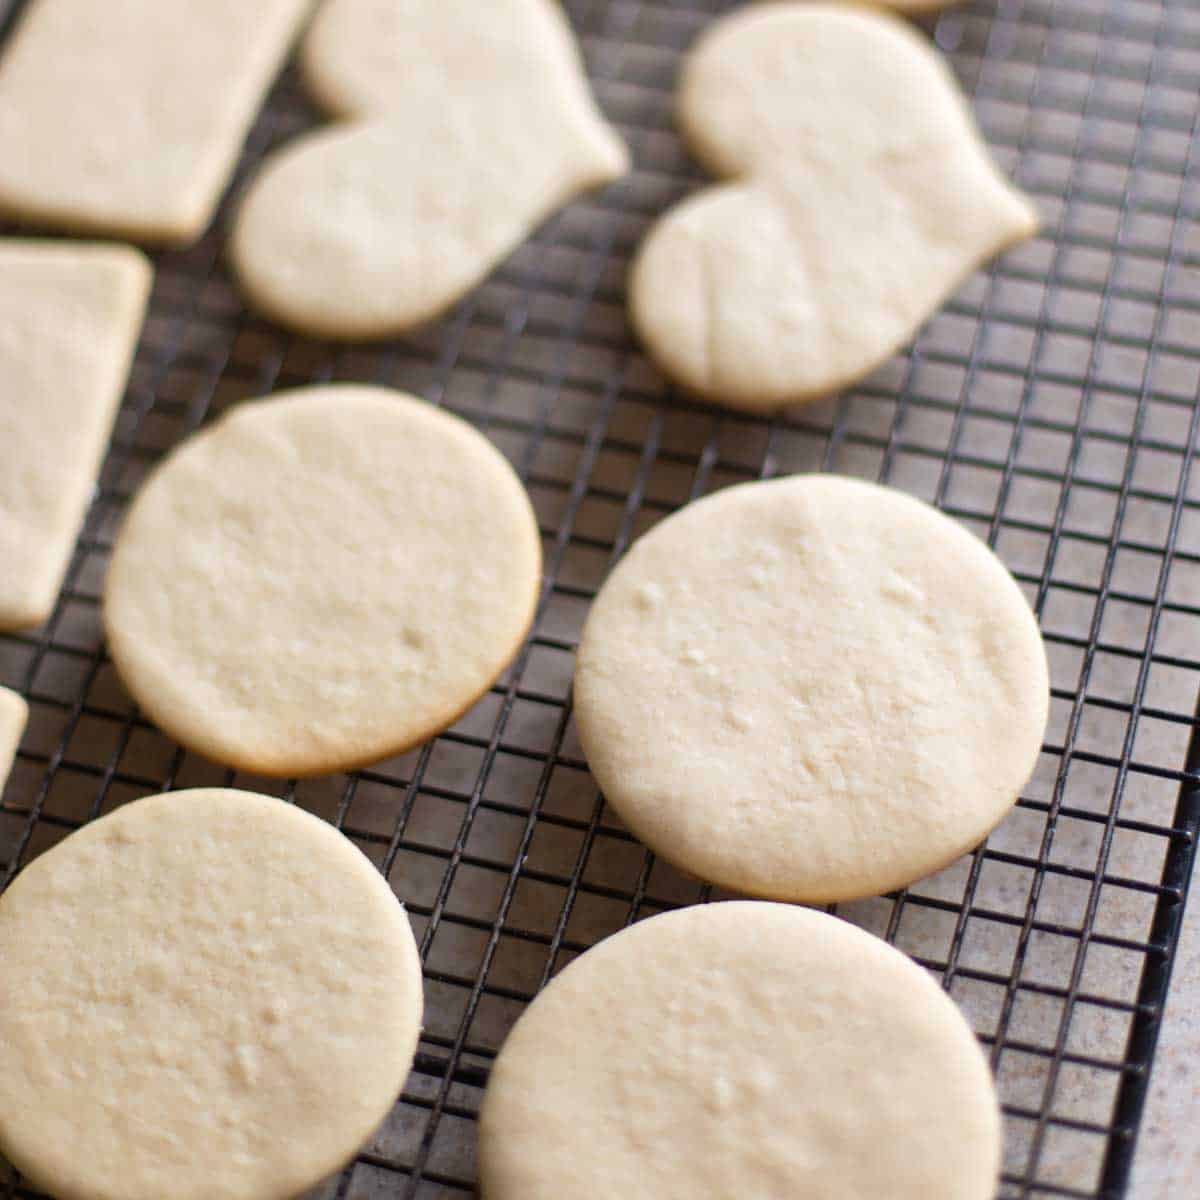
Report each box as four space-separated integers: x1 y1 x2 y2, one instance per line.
1131 898 1200 1197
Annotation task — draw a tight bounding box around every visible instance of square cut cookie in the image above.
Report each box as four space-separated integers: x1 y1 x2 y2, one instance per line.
0 688 27 795
0 241 152 631
0 0 310 244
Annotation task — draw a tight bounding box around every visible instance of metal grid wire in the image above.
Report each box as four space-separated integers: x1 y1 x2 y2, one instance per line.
2 0 1199 1196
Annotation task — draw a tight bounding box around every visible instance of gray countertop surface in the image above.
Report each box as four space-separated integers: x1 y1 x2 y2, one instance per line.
1131 898 1200 1197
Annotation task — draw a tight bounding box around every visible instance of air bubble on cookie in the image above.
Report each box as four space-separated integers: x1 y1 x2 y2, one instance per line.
725 707 754 732
262 1001 287 1026
708 1074 734 1115
230 1043 262 1088
880 570 924 610
633 581 664 612
748 541 784 588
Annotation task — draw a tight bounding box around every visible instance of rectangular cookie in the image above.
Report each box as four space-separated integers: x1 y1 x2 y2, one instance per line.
0 687 27 795
0 241 153 631
0 0 311 244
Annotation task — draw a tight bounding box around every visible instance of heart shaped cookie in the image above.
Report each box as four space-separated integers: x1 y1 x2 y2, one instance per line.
630 4 1037 412
231 0 628 340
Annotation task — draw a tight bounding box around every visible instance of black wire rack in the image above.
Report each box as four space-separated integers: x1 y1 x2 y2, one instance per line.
2 0 1199 1196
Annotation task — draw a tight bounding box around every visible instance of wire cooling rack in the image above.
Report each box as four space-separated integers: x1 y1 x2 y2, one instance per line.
2 0 1200 1196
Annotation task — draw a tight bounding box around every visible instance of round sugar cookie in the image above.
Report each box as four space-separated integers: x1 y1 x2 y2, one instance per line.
104 385 541 776
479 902 1001 1199
574 475 1049 902
0 788 423 1200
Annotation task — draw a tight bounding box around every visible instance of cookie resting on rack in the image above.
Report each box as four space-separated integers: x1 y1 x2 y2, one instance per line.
0 686 27 794
0 239 152 631
573 474 1049 903
479 902 1001 1200
629 4 1037 411
230 0 629 340
103 385 542 776
842 0 959 11
0 789 423 1200
0 0 309 244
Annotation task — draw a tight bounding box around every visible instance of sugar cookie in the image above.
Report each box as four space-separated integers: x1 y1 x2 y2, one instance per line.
0 0 309 244
0 687 27 794
0 240 152 630
479 902 1001 1200
231 0 629 340
104 386 542 776
0 788 423 1200
573 475 1049 902
630 4 1037 410
857 0 958 10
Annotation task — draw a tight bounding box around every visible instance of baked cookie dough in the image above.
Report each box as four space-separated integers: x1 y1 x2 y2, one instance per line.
574 475 1049 902
630 4 1037 411
231 0 629 340
0 788 423 1200
0 687 28 794
104 386 541 776
479 902 1001 1199
0 0 309 244
0 240 152 630
850 0 958 10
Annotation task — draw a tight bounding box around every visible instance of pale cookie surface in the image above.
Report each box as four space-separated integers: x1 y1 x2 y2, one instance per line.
104 386 541 776
574 475 1049 902
479 902 1001 1199
630 4 1037 411
849 0 958 11
0 240 152 630
231 0 629 339
0 789 422 1200
0 687 27 794
0 0 308 244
